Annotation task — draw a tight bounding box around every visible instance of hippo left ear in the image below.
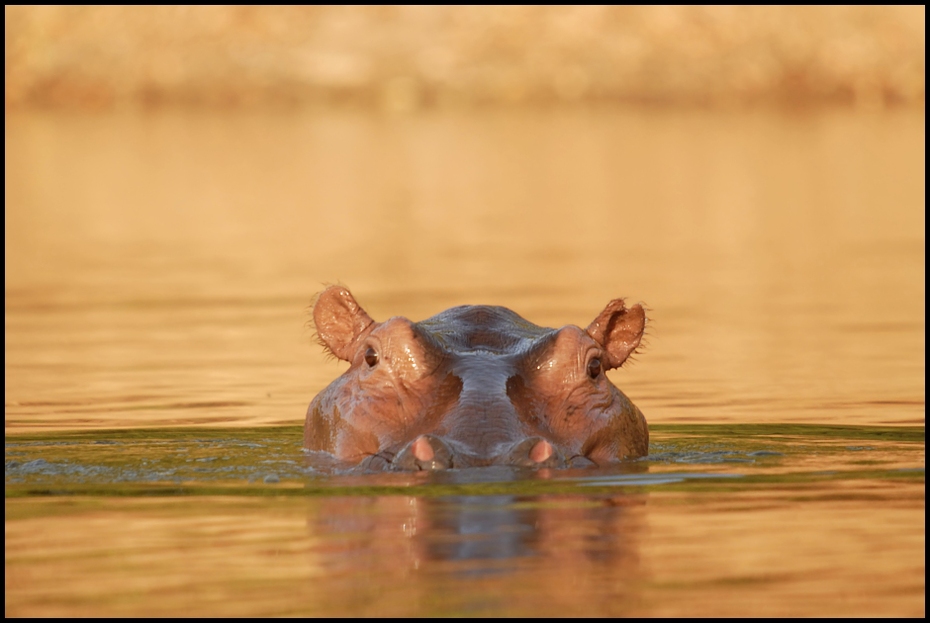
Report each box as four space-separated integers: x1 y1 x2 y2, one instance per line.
313 286 376 361
585 299 646 369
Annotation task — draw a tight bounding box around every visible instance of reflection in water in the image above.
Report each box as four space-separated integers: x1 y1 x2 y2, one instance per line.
421 496 537 570
302 489 646 615
410 469 554 571
8 475 922 617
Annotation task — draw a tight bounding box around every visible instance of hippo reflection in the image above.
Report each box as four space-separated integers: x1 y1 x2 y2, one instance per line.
304 286 648 470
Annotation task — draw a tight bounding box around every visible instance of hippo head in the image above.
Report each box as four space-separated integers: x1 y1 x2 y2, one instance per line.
304 286 648 470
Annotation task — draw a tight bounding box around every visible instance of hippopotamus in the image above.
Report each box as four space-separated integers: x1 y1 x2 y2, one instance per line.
304 286 648 471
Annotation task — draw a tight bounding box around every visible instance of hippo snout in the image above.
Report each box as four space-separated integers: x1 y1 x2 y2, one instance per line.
390 435 571 471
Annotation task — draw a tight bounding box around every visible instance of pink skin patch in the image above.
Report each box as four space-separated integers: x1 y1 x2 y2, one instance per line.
412 436 435 462
529 439 554 463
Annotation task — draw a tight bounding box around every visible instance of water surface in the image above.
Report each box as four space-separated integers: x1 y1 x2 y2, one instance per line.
5 425 924 617
5 108 925 616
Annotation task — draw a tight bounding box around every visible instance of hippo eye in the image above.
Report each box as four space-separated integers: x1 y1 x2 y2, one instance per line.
364 347 379 368
587 357 602 379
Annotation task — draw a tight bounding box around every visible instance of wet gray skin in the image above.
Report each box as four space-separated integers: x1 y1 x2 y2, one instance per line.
305 286 648 471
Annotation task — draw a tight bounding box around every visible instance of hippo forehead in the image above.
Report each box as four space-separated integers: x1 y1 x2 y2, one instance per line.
413 305 555 355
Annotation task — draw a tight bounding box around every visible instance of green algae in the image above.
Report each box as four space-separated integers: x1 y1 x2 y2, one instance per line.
649 423 925 443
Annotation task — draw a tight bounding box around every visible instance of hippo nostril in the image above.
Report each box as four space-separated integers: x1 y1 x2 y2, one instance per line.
502 437 565 468
412 436 435 462
529 439 554 463
393 434 453 471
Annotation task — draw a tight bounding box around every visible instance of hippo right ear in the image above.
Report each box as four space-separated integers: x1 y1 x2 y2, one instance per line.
585 298 646 369
312 286 376 361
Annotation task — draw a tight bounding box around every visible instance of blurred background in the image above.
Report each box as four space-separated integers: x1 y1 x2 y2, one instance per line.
5 6 925 109
4 6 925 431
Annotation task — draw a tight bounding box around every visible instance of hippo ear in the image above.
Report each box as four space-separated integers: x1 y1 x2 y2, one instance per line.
585 299 646 369
313 286 376 361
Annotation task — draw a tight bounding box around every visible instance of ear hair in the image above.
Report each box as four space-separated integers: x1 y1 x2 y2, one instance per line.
585 298 647 369
311 285 376 361
306 288 335 361
617 304 652 368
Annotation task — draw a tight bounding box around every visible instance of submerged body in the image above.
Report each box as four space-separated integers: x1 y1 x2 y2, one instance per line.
305 286 649 470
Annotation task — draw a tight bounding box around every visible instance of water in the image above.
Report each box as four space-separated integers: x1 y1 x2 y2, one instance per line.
5 425 924 616
4 108 925 616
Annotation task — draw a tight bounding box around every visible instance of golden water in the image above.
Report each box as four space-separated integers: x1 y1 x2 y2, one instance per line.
4 108 925 616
